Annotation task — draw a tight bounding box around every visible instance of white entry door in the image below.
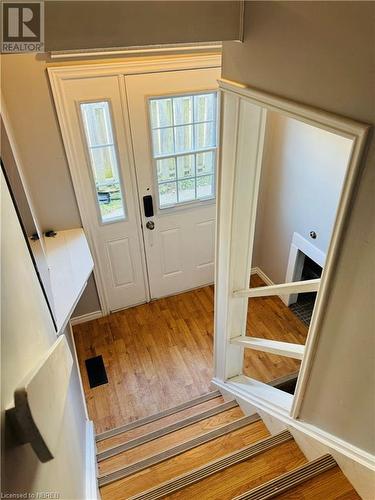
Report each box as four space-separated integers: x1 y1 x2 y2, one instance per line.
126 68 220 299
61 76 148 311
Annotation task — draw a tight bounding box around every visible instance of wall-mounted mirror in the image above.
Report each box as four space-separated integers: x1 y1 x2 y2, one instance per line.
1 116 57 330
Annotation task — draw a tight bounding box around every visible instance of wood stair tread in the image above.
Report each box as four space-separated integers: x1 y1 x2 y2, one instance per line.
96 391 222 443
274 466 361 500
97 399 237 460
100 420 270 499
97 395 225 453
99 406 245 476
162 439 307 499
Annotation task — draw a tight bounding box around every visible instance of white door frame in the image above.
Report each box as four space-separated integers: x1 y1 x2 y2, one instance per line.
48 53 221 315
214 77 369 417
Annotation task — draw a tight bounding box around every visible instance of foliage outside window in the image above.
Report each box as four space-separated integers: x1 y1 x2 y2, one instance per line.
149 92 218 208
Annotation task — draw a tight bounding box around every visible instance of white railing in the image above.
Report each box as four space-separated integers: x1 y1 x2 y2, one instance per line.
213 77 369 417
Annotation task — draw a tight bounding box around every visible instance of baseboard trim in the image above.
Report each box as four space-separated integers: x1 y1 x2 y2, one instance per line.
70 310 103 326
251 267 274 287
85 420 99 500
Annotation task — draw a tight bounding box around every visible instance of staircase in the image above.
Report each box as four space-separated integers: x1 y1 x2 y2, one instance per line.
95 391 359 499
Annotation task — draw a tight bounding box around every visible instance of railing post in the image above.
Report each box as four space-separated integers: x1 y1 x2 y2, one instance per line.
214 88 266 382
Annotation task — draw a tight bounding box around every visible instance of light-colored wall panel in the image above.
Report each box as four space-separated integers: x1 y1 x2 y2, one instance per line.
1 172 88 497
253 111 352 284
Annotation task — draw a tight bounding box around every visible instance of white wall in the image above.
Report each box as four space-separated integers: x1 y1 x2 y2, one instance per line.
253 111 353 284
1 172 89 498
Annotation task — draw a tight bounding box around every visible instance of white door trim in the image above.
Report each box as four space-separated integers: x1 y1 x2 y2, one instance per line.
215 77 370 419
48 54 221 314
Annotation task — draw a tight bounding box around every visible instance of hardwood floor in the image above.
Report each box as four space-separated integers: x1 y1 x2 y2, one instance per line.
74 286 214 433
73 275 308 433
244 274 307 384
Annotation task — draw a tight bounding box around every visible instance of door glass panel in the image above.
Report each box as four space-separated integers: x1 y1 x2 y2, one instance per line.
173 96 193 125
159 182 177 206
175 125 193 153
80 101 126 223
150 98 173 128
196 151 214 175
149 91 218 209
177 154 195 179
197 175 214 198
156 157 176 182
178 179 196 202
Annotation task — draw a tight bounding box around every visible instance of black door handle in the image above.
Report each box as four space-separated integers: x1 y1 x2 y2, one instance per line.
143 195 154 217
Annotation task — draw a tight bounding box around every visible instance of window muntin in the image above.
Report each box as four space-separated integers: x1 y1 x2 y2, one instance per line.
80 101 126 223
149 92 218 209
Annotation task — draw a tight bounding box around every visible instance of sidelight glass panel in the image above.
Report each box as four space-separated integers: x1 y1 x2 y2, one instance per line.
149 91 218 208
80 101 126 223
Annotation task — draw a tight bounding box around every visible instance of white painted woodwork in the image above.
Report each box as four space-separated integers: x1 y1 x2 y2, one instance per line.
48 54 221 311
43 229 94 332
214 77 369 430
50 75 149 313
125 67 220 299
233 278 320 298
214 90 266 380
283 232 326 306
230 336 305 360
6 335 73 462
50 43 223 60
214 375 293 414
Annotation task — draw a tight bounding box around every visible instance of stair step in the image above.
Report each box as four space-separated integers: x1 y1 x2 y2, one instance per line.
97 399 238 461
275 465 361 499
100 420 269 500
96 390 222 443
128 430 293 500
150 439 306 499
99 406 246 477
232 454 337 500
97 395 225 453
98 413 261 487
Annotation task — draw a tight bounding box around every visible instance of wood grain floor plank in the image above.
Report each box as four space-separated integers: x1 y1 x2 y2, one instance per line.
97 396 224 452
73 276 308 433
274 466 360 499
155 441 307 500
98 407 244 476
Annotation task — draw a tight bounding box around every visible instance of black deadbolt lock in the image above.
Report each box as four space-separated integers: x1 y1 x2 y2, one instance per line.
143 195 154 218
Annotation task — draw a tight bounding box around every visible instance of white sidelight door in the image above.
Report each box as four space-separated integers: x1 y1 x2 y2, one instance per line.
126 68 220 299
61 76 148 312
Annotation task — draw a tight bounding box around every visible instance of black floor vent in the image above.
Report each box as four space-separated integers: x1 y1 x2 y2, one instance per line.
85 355 108 388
